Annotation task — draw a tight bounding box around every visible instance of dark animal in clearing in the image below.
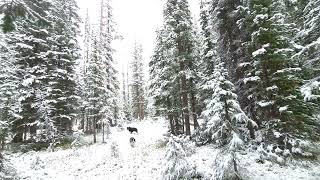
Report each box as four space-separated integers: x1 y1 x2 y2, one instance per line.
127 127 138 134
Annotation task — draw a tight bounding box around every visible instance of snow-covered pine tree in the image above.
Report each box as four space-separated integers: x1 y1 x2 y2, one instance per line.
121 67 132 121
76 9 91 133
161 136 195 180
98 0 119 128
85 33 108 143
3 0 54 143
130 42 145 120
200 62 255 179
245 0 319 148
34 88 56 147
198 0 220 119
149 28 184 135
0 29 20 148
48 0 81 135
149 0 198 135
167 0 194 135
215 0 244 82
294 0 320 105
201 62 256 146
0 0 81 143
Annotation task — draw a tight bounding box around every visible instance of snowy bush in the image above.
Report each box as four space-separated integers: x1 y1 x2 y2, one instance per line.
211 132 248 180
110 141 120 158
179 136 196 157
71 129 86 147
161 136 195 180
254 131 320 165
30 156 45 170
213 152 242 180
155 138 169 149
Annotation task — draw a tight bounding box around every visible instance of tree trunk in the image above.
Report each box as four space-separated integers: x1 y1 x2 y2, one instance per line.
167 98 175 135
81 107 85 130
93 117 97 143
23 124 27 142
181 73 191 135
102 122 105 143
86 115 90 133
174 113 181 135
190 79 199 130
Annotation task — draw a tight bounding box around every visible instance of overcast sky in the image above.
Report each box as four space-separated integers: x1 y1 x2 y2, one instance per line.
76 0 200 77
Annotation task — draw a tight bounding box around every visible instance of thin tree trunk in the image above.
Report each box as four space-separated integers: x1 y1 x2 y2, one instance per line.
23 123 27 142
93 117 97 143
174 112 180 135
86 114 89 133
190 79 199 130
181 73 191 135
167 97 175 135
102 122 105 143
81 107 85 130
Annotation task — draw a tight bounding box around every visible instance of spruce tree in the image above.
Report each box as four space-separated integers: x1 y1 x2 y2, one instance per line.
6 0 53 143
149 0 197 135
0 30 19 147
131 42 145 120
201 63 256 145
85 34 108 143
245 0 319 147
161 136 195 179
149 29 181 134
99 0 119 128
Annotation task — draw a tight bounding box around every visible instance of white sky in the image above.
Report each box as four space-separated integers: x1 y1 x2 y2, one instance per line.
76 0 200 78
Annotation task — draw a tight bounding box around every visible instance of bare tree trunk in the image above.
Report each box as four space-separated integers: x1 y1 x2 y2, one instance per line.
23 124 27 142
102 122 105 143
167 98 175 135
92 102 97 143
174 113 181 135
93 117 97 143
86 115 90 133
190 79 199 130
81 107 85 130
181 73 191 135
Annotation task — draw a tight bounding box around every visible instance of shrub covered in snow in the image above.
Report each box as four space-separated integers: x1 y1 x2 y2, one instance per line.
213 152 242 180
161 136 195 180
211 133 249 180
110 141 120 158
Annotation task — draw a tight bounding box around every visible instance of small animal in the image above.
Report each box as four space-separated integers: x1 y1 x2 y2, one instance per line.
130 137 136 147
127 127 138 134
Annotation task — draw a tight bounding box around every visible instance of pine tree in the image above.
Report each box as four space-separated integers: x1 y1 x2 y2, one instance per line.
48 0 81 135
295 0 320 103
76 9 91 133
149 0 197 135
85 34 108 143
150 28 184 135
0 0 81 144
0 30 19 148
200 63 255 180
99 0 119 128
131 42 145 120
201 63 256 146
161 136 195 180
5 0 54 143
198 0 220 118
215 0 243 81
245 0 319 147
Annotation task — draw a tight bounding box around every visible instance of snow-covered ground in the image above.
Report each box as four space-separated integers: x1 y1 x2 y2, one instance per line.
2 119 320 180
5 119 168 180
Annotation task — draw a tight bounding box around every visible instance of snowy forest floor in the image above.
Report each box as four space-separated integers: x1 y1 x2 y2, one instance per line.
1 119 320 180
